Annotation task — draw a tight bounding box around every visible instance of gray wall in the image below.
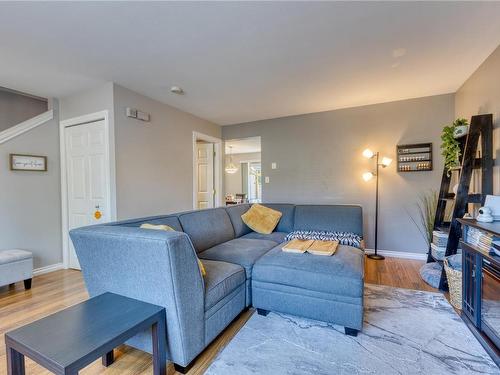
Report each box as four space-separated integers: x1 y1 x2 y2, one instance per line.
0 100 61 269
113 84 221 219
223 94 455 254
59 82 114 122
0 89 48 132
455 44 500 194
225 152 261 196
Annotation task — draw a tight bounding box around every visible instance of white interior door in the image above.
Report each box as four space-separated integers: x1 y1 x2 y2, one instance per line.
196 143 214 209
65 120 110 269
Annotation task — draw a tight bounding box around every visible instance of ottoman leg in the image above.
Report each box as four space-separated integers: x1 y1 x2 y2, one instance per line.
102 350 114 366
257 308 270 316
23 279 32 290
344 327 358 337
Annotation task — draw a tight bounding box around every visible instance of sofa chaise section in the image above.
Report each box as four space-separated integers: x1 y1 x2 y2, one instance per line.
251 204 365 334
252 244 364 332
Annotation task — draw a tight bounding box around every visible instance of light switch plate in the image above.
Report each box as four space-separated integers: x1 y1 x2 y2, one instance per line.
265 176 270 183
271 162 277 169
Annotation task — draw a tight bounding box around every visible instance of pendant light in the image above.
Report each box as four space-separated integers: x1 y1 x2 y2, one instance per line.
225 146 238 174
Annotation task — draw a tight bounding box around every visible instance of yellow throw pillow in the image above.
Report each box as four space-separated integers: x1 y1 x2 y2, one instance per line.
140 223 206 277
241 204 282 234
140 223 175 231
197 259 206 277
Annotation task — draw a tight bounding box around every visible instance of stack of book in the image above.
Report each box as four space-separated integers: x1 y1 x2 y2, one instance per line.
431 230 448 260
467 227 494 253
432 230 448 247
490 239 500 256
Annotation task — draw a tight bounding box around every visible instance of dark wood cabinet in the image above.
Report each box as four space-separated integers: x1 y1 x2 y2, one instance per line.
462 244 479 324
458 219 500 367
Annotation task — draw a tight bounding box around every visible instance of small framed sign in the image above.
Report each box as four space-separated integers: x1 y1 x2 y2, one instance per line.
10 154 47 171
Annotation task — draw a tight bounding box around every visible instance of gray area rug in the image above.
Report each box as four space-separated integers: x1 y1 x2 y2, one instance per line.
206 284 499 375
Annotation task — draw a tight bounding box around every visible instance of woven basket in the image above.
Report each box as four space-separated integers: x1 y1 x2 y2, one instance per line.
444 258 462 310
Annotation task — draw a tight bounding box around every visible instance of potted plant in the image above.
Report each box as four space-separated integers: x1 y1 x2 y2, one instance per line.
441 118 468 176
408 190 438 247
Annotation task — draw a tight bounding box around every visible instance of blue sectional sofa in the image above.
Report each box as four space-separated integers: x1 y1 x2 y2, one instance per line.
70 204 364 371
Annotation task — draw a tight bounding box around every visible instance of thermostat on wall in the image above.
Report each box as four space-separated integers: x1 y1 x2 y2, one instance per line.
126 107 150 122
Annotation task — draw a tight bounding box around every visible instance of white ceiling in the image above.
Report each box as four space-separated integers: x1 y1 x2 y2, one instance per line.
1 2 500 125
225 137 261 154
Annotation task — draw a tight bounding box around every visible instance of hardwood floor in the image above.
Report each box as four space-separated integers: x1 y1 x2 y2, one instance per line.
0 257 437 375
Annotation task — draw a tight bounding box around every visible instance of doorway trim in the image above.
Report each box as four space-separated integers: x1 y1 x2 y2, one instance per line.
192 131 223 209
59 110 116 269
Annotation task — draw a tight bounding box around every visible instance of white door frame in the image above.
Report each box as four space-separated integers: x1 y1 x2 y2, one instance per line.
192 131 223 209
59 110 116 269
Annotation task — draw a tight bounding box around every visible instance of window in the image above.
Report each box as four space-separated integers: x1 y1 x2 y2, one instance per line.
242 161 261 203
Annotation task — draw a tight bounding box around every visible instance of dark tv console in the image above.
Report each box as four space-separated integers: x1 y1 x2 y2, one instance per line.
458 219 500 367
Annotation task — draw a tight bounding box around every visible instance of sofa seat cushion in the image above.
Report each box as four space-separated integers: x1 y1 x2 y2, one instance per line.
252 244 364 298
199 238 277 278
241 231 288 244
203 260 245 311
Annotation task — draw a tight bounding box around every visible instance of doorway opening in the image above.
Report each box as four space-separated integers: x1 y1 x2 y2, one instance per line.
224 136 261 205
193 132 222 209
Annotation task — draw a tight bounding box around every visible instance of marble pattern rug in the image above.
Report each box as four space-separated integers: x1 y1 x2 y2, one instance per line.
206 284 499 375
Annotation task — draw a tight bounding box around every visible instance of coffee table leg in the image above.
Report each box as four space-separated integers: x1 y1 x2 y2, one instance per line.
6 345 25 375
152 318 167 375
102 350 114 367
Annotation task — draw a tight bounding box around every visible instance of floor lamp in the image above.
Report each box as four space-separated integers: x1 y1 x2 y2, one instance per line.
362 149 392 260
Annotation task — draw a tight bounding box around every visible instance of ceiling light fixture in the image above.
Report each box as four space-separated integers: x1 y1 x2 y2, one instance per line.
170 86 184 95
392 48 406 58
225 146 238 174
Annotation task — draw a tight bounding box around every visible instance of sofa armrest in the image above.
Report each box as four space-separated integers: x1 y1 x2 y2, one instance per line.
69 225 205 366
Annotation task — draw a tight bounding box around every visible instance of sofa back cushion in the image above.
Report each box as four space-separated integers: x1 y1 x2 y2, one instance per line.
225 204 252 237
179 208 235 252
293 205 363 236
110 215 183 232
261 204 295 233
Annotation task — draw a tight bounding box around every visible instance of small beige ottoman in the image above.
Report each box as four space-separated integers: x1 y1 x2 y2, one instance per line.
0 249 33 289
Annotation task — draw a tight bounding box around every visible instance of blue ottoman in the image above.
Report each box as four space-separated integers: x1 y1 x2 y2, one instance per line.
0 249 33 290
251 244 364 335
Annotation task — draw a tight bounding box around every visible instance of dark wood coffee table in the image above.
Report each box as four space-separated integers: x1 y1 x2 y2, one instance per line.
5 292 166 375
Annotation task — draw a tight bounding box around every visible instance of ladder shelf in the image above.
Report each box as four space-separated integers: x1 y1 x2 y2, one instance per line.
427 114 494 291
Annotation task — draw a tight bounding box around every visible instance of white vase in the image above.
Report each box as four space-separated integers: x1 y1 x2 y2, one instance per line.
454 125 469 138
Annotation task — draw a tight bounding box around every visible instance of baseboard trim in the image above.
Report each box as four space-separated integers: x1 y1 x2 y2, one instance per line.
33 263 64 276
364 249 427 261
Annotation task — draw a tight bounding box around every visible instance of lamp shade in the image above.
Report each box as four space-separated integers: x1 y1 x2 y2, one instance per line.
381 157 392 167
362 172 374 181
362 149 375 158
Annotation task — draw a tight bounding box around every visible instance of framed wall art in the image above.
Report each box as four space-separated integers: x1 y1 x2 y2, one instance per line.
10 154 47 171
